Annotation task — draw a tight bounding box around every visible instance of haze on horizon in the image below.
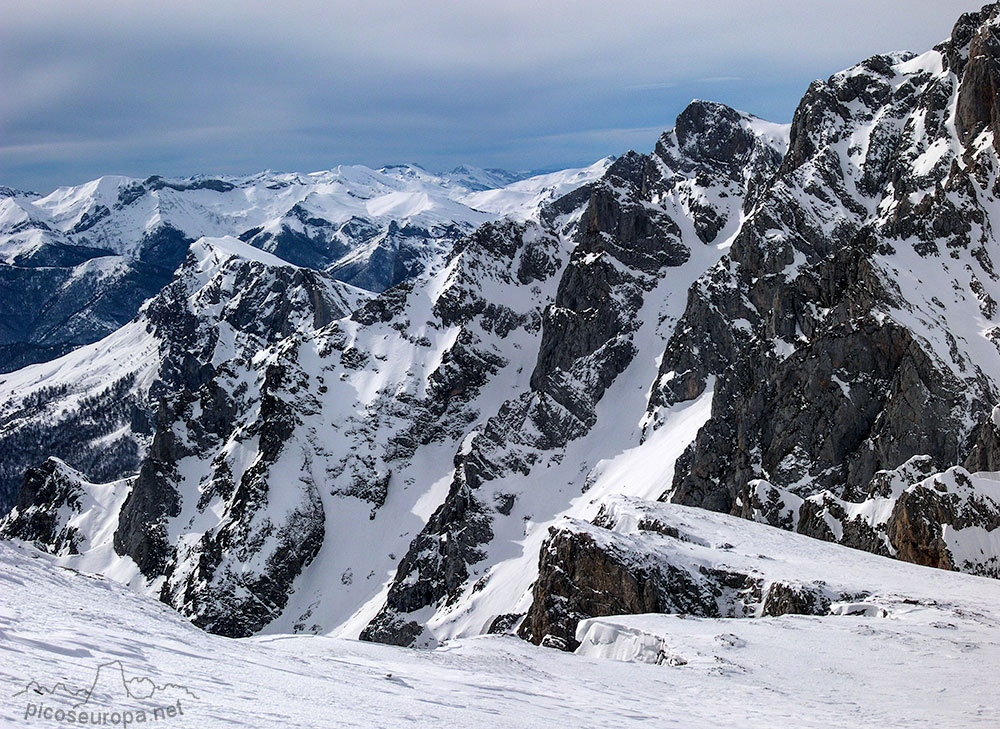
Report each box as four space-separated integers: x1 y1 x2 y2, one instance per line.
0 0 984 192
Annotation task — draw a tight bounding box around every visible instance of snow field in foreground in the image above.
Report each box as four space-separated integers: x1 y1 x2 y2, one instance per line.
3 499 1000 728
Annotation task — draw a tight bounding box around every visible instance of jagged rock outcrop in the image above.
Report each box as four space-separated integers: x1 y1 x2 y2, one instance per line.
964 405 1000 472
529 152 688 425
742 457 1000 578
517 525 722 651
0 237 362 513
0 459 91 555
518 498 838 651
104 243 358 635
359 217 571 646
2 197 582 639
954 4 1000 147
657 9 1000 530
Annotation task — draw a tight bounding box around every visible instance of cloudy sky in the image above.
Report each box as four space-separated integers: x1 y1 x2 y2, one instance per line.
0 1 984 191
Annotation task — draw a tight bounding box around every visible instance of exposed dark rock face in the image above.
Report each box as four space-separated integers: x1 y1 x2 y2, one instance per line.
954 4 1000 147
964 409 1000 472
360 460 494 645
530 152 687 423
113 397 190 578
742 459 1000 579
887 488 957 571
0 459 90 555
361 219 568 645
760 582 831 618
663 100 786 232
517 526 722 651
668 313 975 513
1 239 361 636
518 500 838 651
658 13 1000 531
888 467 1000 576
0 238 357 512
104 247 355 635
158 354 327 637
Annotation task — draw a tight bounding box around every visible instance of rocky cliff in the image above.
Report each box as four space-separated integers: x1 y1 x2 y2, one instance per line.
657 8 1000 517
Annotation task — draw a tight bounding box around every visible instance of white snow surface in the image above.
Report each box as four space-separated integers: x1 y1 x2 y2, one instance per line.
3 500 1000 728
461 158 614 220
0 162 612 265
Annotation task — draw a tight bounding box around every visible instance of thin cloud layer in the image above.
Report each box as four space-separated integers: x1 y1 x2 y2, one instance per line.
0 0 983 191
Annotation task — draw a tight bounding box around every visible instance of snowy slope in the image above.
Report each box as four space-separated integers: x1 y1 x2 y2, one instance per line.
3 506 1000 728
460 158 614 220
0 211 583 636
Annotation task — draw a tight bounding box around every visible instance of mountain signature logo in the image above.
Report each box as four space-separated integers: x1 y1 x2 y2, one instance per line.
14 660 197 726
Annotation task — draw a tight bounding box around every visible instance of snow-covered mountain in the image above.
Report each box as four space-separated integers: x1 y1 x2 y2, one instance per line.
0 100 787 639
0 235 368 513
0 162 607 268
0 160 611 373
3 506 999 728
4 5 1000 705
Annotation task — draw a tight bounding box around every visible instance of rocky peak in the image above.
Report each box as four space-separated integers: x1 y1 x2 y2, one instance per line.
651 101 789 243
941 2 1000 75
954 4 1000 148
0 458 91 556
654 5 1000 549
671 100 785 175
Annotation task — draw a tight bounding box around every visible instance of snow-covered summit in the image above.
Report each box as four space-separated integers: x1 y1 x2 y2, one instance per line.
1 161 609 267
0 159 611 373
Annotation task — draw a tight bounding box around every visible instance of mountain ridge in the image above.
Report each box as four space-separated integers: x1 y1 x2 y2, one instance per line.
0 158 612 373
4 4 1000 664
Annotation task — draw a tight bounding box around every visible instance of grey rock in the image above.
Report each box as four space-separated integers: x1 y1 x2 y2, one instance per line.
660 14 1000 522
0 459 89 554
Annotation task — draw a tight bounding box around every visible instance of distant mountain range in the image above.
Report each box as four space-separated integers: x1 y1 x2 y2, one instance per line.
0 160 611 372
